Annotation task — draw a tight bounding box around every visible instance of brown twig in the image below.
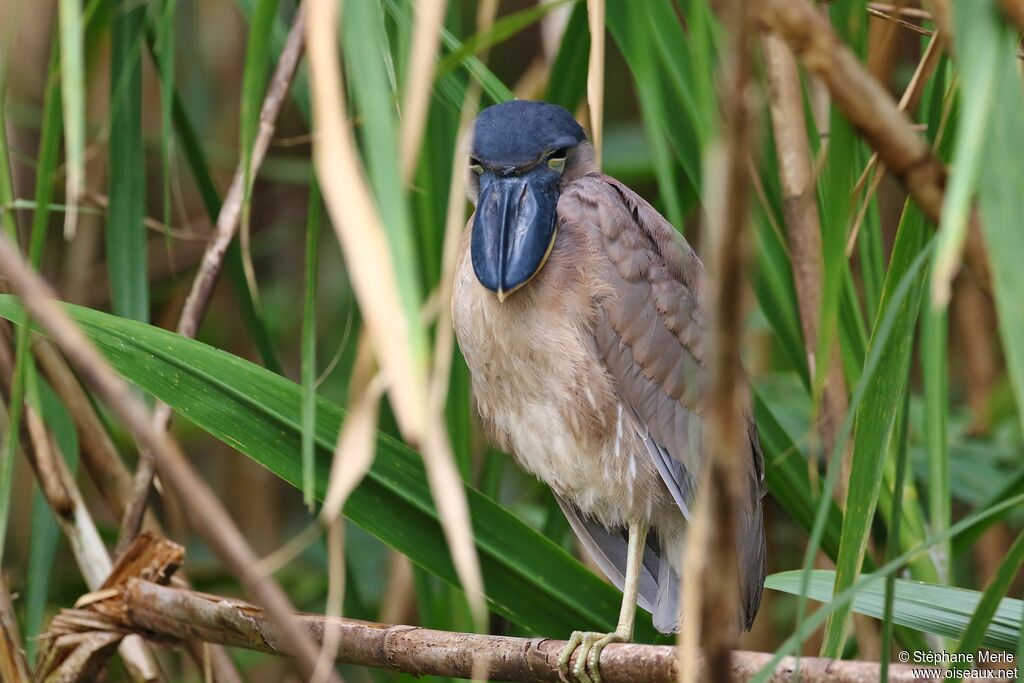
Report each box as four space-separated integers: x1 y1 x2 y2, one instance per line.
758 0 948 226
34 532 183 681
0 232 338 683
42 580 938 683
0 574 30 683
114 3 307 557
1001 0 1024 34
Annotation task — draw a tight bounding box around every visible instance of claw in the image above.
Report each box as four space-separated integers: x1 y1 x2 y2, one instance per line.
558 631 625 683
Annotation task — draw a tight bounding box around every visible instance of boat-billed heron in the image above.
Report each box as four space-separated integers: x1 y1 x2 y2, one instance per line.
453 100 766 683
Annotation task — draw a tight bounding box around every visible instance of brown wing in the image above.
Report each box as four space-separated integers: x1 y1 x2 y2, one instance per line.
559 173 766 629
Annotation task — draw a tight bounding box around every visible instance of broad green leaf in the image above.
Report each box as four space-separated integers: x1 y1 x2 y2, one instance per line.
767 569 1022 653
0 297 658 642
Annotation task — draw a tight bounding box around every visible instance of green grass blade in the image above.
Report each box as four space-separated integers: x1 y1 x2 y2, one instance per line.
0 47 62 563
58 0 85 239
301 177 321 507
880 397 909 682
109 0 148 322
767 569 1022 653
146 28 283 372
543 2 588 110
435 0 574 80
0 47 21 565
972 2 1024 441
820 203 930 658
343 0 426 364
931 0 1000 309
0 296 660 641
155 0 177 241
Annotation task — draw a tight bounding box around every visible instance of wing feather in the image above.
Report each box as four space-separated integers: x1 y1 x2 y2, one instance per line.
559 173 766 630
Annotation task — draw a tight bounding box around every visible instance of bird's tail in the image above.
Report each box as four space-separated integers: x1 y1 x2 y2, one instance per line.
653 532 683 634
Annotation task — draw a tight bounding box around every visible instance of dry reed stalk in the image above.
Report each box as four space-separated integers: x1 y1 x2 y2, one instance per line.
762 33 855 519
0 232 337 682
115 5 308 557
681 0 758 681
0 574 30 683
43 579 938 683
306 0 486 630
399 0 447 183
586 0 605 167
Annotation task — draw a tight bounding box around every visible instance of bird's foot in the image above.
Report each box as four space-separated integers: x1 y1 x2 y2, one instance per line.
557 630 626 683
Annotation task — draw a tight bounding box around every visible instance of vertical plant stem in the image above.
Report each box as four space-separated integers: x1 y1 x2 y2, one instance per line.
108 0 148 322
302 176 321 508
585 0 604 166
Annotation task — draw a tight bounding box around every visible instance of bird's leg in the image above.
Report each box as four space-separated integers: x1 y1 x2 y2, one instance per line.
558 520 648 683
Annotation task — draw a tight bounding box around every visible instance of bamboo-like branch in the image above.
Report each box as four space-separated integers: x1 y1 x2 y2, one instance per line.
763 29 853 512
43 580 937 683
0 231 335 682
0 575 30 683
757 0 948 225
116 4 308 554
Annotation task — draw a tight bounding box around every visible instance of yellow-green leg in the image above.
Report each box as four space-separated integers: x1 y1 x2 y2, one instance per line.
558 521 648 683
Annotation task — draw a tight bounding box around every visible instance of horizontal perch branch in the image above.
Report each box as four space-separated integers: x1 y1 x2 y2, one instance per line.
46 579 937 683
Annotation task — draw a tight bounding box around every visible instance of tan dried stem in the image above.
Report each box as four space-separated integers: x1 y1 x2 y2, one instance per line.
307 0 486 630
586 0 605 167
46 580 938 683
0 574 30 683
399 0 448 183
682 0 758 681
0 232 338 683
115 4 308 557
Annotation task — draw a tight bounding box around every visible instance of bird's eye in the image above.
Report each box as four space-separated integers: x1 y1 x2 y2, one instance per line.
469 157 484 175
547 148 568 172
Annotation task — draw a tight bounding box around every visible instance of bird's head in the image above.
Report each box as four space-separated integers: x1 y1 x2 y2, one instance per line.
467 100 591 302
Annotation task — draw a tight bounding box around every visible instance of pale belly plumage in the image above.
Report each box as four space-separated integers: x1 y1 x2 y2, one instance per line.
452 226 681 534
